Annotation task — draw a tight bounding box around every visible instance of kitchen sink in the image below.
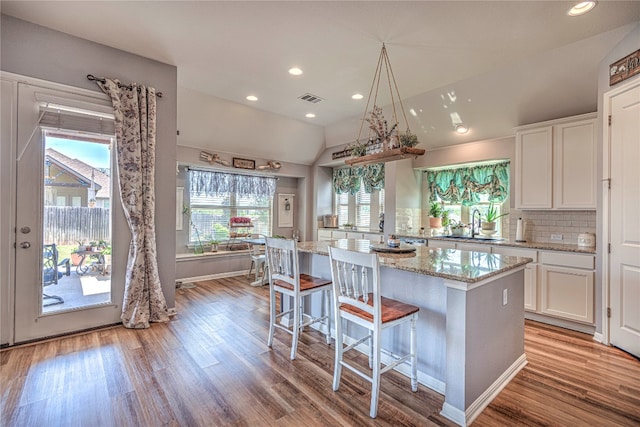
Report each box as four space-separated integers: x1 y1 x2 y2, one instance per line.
438 235 505 242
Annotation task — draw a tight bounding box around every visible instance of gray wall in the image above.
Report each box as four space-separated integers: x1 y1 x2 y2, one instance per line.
1 15 178 309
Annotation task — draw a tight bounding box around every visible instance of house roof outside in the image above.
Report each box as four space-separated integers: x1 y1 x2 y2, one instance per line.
45 148 111 199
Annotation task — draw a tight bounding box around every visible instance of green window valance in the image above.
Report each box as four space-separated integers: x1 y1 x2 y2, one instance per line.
332 163 385 195
425 161 510 206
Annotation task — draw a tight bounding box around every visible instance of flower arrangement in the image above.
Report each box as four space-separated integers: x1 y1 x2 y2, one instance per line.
347 140 368 157
366 105 398 146
399 130 419 148
230 216 252 225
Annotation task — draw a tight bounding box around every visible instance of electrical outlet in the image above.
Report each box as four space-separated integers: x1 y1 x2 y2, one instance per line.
503 288 508 306
550 234 563 241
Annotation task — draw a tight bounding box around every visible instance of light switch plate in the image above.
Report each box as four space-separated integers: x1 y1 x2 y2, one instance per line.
550 234 563 241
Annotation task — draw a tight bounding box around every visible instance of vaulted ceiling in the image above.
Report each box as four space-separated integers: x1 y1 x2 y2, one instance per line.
2 1 639 164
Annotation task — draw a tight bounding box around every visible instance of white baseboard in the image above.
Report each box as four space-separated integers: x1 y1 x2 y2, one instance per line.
593 332 604 344
440 353 528 426
175 270 248 286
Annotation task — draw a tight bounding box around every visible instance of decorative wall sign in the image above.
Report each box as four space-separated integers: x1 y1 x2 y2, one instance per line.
610 49 640 86
233 157 256 170
278 193 294 228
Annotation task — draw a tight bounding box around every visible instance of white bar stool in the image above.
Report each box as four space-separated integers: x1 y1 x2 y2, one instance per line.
265 237 332 360
328 246 419 418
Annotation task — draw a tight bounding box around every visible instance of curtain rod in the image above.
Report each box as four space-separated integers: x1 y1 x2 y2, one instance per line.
186 166 279 180
87 74 163 98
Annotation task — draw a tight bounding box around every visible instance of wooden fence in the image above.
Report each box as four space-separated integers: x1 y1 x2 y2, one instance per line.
44 206 110 245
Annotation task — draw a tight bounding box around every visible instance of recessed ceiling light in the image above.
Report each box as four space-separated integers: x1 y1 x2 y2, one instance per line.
352 93 364 100
246 95 258 101
568 1 597 16
288 67 303 76
305 113 316 118
455 124 469 134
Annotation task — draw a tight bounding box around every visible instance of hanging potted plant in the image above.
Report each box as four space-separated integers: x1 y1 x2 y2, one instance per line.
429 201 443 229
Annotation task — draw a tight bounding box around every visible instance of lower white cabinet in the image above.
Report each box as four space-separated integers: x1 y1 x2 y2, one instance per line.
427 239 457 249
493 247 538 312
539 252 595 324
317 230 333 241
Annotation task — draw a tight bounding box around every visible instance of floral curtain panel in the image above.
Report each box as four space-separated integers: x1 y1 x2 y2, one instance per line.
190 169 277 198
332 164 385 195
425 161 510 205
98 78 169 329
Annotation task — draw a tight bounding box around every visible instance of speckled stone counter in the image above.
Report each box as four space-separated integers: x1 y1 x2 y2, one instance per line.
296 239 528 425
397 233 596 254
297 239 532 284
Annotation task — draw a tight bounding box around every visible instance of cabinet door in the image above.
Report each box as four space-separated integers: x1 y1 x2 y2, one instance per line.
331 231 348 240
346 232 364 240
523 264 537 312
361 233 381 243
553 119 597 209
540 265 594 323
515 126 553 209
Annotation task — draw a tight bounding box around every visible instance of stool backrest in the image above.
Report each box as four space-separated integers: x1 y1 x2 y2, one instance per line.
328 246 381 321
265 237 299 290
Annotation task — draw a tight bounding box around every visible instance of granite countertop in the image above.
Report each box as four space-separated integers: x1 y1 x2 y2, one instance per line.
297 239 532 284
423 235 597 254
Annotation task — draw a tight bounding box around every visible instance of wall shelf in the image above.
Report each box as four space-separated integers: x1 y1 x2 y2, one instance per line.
345 147 425 167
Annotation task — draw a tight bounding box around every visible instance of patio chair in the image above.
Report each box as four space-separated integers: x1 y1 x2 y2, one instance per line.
43 243 70 306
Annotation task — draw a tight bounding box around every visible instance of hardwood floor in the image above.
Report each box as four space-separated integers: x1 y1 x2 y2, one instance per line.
2 275 639 426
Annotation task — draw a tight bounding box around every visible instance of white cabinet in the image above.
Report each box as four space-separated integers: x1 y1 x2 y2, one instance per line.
427 239 457 249
539 251 595 324
515 113 597 210
553 119 597 209
361 232 382 242
332 231 348 240
456 242 492 253
317 230 333 241
515 126 553 209
493 247 538 312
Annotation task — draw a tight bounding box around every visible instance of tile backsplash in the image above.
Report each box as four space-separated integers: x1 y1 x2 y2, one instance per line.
508 210 596 245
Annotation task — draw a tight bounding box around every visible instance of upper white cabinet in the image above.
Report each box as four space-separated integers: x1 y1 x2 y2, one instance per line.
515 113 597 210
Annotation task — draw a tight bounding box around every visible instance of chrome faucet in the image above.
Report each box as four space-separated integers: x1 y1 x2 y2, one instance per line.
471 209 481 238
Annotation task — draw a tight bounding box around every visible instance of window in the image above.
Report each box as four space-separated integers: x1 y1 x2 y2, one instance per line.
335 188 384 230
187 170 275 243
55 196 66 206
71 196 82 207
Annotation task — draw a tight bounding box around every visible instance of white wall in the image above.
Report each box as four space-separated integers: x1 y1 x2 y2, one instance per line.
178 87 326 166
1 15 178 343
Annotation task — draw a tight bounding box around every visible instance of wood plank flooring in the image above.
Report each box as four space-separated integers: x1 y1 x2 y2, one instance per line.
2 275 639 426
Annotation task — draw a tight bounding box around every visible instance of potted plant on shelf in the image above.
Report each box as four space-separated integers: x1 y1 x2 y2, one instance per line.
429 201 443 228
481 202 509 233
210 239 219 252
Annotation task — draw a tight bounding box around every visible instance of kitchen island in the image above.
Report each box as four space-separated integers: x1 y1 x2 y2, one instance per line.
296 239 532 426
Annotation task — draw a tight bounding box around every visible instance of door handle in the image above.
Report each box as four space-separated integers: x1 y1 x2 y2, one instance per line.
20 242 31 249
20 226 31 234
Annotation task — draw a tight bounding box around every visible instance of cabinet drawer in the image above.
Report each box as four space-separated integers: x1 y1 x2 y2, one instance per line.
493 246 538 262
428 239 456 249
456 243 491 253
540 251 594 269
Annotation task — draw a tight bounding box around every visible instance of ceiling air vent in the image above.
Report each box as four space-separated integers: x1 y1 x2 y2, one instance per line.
298 93 324 104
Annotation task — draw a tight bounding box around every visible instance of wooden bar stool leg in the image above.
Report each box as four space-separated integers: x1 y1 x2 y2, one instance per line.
368 330 374 369
333 318 343 391
324 289 331 344
290 295 301 360
411 314 418 392
370 328 382 418
267 286 277 348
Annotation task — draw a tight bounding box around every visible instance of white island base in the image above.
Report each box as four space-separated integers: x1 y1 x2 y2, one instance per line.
296 241 529 426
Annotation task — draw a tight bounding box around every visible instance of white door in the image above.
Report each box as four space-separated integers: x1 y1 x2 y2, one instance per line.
609 81 640 358
13 81 123 343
